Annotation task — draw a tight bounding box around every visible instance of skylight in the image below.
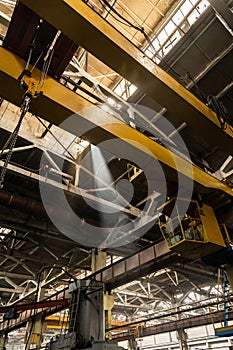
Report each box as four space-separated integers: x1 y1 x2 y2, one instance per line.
0 226 11 239
113 0 210 100
114 78 137 101
146 0 210 64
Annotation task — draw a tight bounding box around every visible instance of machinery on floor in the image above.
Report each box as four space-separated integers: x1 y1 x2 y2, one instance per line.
48 280 122 350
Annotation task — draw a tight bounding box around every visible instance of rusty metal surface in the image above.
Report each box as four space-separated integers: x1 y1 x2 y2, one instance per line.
3 2 79 79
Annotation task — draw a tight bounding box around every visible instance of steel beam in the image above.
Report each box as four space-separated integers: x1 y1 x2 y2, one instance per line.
114 302 152 310
0 162 140 217
19 0 233 154
0 49 232 197
0 287 23 293
0 299 69 313
112 311 233 342
0 271 33 279
0 47 90 123
0 11 10 26
208 0 233 31
93 241 180 291
0 254 34 276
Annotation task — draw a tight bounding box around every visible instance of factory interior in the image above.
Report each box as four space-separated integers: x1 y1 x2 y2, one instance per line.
0 0 233 349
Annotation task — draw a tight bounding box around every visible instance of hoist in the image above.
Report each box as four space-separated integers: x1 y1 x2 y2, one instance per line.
0 19 60 188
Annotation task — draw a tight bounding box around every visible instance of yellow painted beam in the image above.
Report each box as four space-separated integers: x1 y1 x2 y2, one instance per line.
19 0 233 155
0 48 90 123
45 316 68 329
0 48 232 197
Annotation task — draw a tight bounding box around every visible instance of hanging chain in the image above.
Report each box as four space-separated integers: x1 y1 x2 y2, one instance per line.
0 25 60 188
0 95 31 188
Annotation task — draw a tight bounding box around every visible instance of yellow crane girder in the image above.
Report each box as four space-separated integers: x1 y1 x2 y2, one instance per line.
19 0 233 155
0 47 232 198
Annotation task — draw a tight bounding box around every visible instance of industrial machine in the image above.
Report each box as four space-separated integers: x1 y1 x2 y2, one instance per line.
48 280 123 350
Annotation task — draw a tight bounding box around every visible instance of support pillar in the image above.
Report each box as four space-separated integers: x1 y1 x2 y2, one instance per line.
224 264 233 291
69 279 105 346
0 333 8 350
91 249 115 341
104 294 114 340
91 249 107 273
25 275 47 350
25 315 47 350
128 338 139 350
176 329 190 350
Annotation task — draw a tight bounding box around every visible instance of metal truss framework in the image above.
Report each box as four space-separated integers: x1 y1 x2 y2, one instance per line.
0 237 226 336
0 1 232 345
19 0 233 154
0 101 227 332
0 49 232 198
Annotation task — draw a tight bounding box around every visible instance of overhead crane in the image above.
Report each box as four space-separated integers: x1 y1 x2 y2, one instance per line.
0 2 232 192
0 2 232 196
18 0 233 155
0 49 233 197
0 1 233 347
0 25 232 269
0 3 232 244
0 0 232 288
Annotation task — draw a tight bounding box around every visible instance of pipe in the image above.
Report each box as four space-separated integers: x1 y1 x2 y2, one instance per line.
0 190 47 218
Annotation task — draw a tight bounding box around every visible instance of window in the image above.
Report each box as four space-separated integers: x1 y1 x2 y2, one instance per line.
188 9 199 25
154 56 161 64
158 29 168 45
145 48 154 58
114 79 137 100
180 0 193 16
115 0 210 100
144 0 210 64
196 0 209 14
172 10 184 25
151 38 160 51
129 84 137 96
170 30 182 47
165 21 176 36
114 80 125 96
163 41 173 55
